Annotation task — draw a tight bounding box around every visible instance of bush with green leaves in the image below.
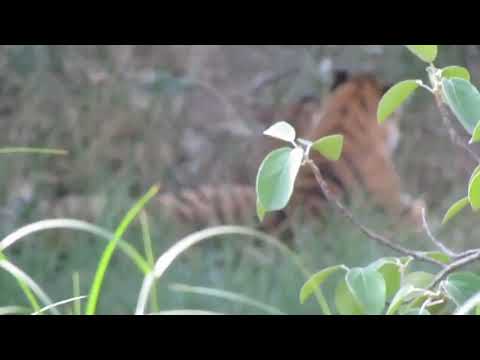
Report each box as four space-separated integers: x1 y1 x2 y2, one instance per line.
256 45 480 315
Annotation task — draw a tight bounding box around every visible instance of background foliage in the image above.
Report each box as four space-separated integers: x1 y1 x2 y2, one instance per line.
1 45 480 314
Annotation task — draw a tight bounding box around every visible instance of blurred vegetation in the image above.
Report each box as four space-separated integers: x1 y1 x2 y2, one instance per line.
1 45 480 314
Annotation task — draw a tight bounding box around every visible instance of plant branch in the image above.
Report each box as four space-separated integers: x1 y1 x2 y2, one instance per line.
306 160 446 268
421 208 459 258
433 91 480 164
428 250 480 290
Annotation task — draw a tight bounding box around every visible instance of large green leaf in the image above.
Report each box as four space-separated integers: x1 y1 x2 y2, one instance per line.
468 170 480 211
444 272 480 308
442 197 470 225
442 78 480 135
377 80 419 124
368 258 401 300
442 66 471 82
346 267 386 315
335 279 364 315
311 135 344 161
404 272 434 288
256 147 304 212
454 292 480 315
405 45 438 63
263 122 296 143
300 265 347 304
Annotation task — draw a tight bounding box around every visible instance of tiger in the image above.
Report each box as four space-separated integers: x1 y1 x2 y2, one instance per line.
154 70 425 239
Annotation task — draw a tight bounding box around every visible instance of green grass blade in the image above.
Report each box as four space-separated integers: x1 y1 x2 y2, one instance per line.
72 272 82 315
32 296 87 315
0 306 31 315
0 147 68 156
170 283 286 315
0 250 41 312
150 310 225 316
0 259 58 315
85 185 160 315
0 219 151 275
18 280 42 313
140 211 160 314
135 226 330 316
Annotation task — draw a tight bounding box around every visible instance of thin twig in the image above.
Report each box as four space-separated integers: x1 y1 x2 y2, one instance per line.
421 208 459 258
428 250 480 290
306 160 446 268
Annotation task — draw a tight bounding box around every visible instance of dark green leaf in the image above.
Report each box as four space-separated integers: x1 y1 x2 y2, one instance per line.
378 80 419 124
311 135 344 161
256 147 304 212
442 197 470 225
346 268 386 315
300 265 347 304
442 66 471 82
442 78 480 135
444 272 480 307
405 45 438 63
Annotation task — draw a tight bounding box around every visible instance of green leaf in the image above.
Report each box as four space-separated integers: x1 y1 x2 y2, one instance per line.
335 279 364 315
346 267 387 315
377 80 419 124
378 263 401 301
442 66 471 82
256 199 266 222
256 147 304 212
311 135 344 161
442 78 480 135
399 308 431 316
444 272 480 308
421 251 452 265
442 197 470 225
300 265 347 304
368 258 402 300
404 272 434 289
454 292 480 315
468 170 480 211
263 121 296 143
386 285 424 315
405 45 438 63
470 121 480 144
85 185 160 315
470 166 480 187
